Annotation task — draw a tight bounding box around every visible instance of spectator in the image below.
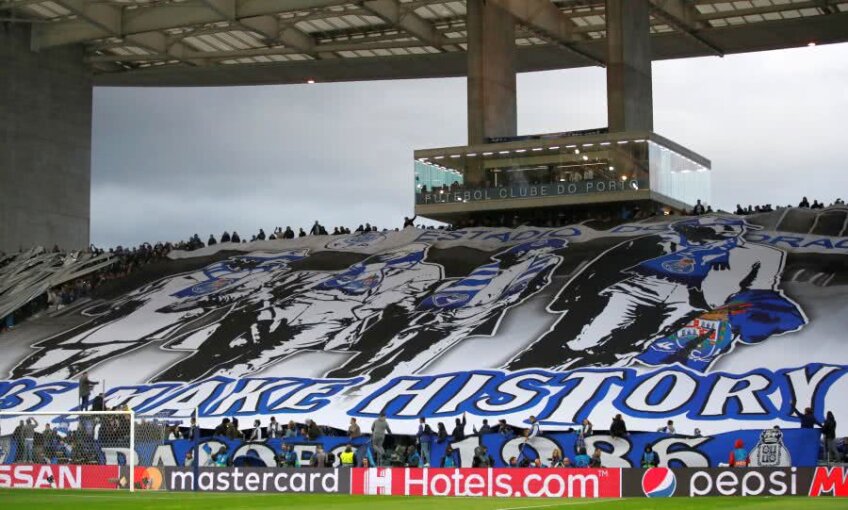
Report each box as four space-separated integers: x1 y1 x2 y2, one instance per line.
309 221 323 236
310 446 328 468
249 419 262 442
549 448 565 468
285 420 297 438
268 417 281 438
576 419 592 451
641 445 660 467
496 419 514 438
441 445 459 467
340 445 356 468
78 372 97 411
298 228 307 238
283 226 295 239
796 407 819 429
257 229 266 241
473 444 493 468
231 231 241 243
91 392 105 412
417 418 433 467
213 445 229 467
436 422 448 444
371 413 391 467
589 447 603 468
280 444 298 467
348 417 361 439
525 415 543 453
692 199 706 215
452 413 467 441
213 418 230 437
693 428 702 438
730 439 749 467
183 417 198 440
657 420 675 434
207 235 217 246
610 414 628 438
184 449 194 467
403 215 417 228
220 231 231 243
574 447 591 467
799 196 810 208
508 456 519 468
406 445 421 467
21 418 37 463
225 419 241 440
307 419 321 441
823 411 839 463
474 419 492 435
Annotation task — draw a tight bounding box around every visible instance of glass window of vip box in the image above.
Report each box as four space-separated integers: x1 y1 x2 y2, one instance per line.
648 140 711 207
414 141 651 203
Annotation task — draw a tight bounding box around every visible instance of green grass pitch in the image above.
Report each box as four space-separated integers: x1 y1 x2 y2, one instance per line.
1 490 847 510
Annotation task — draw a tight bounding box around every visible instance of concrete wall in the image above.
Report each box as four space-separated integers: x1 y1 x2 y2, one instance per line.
606 0 653 132
1 23 91 253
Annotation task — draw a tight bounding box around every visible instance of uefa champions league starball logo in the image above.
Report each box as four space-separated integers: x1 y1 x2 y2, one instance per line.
641 467 677 497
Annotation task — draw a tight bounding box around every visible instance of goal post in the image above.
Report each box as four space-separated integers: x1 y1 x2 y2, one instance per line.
0 410 136 491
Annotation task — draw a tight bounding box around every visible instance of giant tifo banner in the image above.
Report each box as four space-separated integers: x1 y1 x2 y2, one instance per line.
1 211 847 466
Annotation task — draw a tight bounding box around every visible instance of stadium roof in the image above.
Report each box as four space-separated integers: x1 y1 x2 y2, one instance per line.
3 0 848 86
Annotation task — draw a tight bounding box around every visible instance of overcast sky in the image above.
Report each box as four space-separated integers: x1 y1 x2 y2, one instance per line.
91 43 848 248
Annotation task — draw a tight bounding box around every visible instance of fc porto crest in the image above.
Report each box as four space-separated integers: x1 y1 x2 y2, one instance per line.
749 428 792 467
661 256 696 274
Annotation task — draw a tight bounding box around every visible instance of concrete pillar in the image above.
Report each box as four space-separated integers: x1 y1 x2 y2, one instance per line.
606 0 653 132
466 0 516 185
0 23 91 253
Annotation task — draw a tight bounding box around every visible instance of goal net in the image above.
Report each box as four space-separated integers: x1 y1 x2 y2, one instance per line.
0 410 157 491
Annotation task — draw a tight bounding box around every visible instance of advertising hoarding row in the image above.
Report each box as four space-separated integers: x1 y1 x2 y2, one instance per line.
2 465 847 498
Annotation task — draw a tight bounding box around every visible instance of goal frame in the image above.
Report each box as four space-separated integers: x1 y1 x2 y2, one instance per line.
0 410 136 492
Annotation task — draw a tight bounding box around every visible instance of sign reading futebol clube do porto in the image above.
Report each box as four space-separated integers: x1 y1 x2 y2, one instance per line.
417 179 643 204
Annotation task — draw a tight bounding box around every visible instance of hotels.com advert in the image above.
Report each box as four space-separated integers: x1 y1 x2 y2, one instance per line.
351 467 620 498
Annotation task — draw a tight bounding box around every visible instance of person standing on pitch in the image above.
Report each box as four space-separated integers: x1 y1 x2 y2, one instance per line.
371 413 391 467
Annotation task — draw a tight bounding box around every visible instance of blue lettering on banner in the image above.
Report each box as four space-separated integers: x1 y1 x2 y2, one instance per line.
415 227 582 244
349 364 847 425
0 365 844 425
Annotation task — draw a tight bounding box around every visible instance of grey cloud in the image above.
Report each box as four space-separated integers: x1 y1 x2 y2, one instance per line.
92 43 848 246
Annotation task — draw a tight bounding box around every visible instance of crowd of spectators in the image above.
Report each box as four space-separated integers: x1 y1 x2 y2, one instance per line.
727 197 845 216
5 195 846 336
4 398 845 468
0 243 172 336
170 407 845 469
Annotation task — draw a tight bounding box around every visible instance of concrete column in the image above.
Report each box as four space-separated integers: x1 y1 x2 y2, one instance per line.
606 0 653 132
0 23 91 253
466 0 516 185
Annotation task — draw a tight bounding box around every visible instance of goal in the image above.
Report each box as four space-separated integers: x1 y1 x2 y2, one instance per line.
0 410 143 491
